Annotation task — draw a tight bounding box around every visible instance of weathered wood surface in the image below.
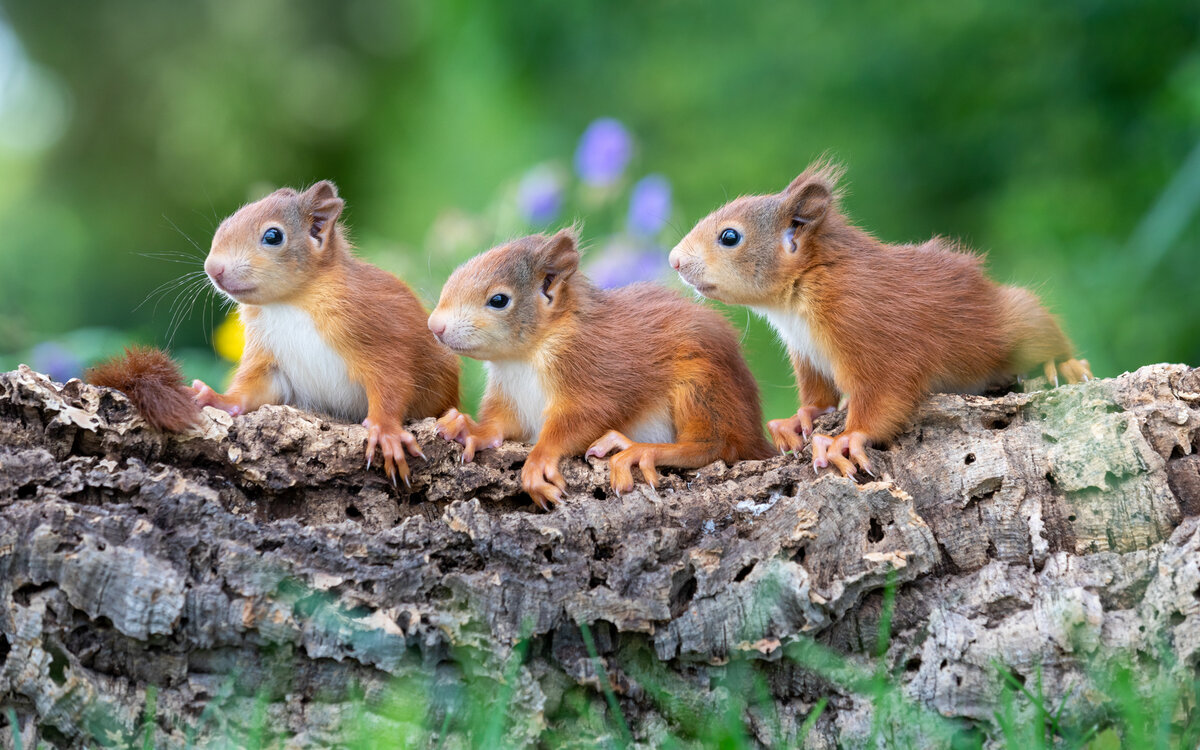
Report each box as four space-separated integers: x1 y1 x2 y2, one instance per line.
0 363 1197 747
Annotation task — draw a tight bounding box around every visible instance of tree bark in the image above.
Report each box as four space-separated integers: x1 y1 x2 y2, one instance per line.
0 363 1197 747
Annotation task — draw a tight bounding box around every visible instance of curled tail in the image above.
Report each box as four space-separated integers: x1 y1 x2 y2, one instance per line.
86 347 201 431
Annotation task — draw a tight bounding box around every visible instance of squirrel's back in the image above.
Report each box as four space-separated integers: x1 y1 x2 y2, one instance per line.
590 283 772 460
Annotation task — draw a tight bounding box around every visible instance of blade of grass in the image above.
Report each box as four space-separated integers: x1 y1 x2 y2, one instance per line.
478 638 530 749
578 620 632 748
7 708 22 750
142 685 158 750
796 697 827 746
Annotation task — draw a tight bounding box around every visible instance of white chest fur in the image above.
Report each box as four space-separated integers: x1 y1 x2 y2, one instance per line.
487 360 549 441
486 360 678 445
250 304 369 422
751 306 836 382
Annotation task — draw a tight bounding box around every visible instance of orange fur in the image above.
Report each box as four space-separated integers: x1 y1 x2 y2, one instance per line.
671 160 1090 477
194 182 459 483
431 230 772 508
86 347 201 431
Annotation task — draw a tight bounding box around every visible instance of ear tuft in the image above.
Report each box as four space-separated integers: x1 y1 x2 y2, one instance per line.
784 158 843 229
301 180 345 244
535 228 580 302
536 228 580 275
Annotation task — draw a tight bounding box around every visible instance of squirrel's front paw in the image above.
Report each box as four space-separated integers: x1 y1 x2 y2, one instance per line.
364 417 424 488
435 408 501 463
811 430 873 480
521 453 566 511
191 380 243 416
768 406 835 455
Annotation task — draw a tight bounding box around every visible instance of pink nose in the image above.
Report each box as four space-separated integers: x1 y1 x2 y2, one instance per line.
668 251 681 271
205 260 225 282
428 318 446 339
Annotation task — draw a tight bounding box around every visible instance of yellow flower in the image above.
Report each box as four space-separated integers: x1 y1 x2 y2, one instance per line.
214 311 244 363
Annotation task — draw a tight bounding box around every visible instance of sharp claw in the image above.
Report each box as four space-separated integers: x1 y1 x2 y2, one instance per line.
403 474 411 488
415 450 426 460
366 456 373 471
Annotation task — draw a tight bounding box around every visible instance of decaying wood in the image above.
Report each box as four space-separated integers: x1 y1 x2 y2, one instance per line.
0 363 1197 747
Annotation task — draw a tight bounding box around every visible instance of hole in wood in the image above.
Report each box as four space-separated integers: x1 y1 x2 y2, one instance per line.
984 415 1011 430
867 517 885 543
46 644 69 686
669 574 697 618
964 453 976 465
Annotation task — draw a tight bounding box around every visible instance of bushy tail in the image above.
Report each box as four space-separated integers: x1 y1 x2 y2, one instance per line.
86 347 201 431
997 286 1074 374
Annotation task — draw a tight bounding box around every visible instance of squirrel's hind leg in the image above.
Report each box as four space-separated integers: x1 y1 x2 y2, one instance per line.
1052 358 1092 385
602 439 724 494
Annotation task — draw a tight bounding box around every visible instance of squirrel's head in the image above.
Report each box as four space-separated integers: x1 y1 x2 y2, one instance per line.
428 228 581 360
669 162 843 306
205 181 346 305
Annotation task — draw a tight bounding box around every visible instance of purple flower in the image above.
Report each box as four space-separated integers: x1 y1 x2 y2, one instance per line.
586 240 665 289
574 118 632 187
627 174 672 236
29 341 82 382
516 166 563 225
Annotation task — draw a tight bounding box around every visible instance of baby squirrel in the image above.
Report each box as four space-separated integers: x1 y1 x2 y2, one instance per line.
669 160 1091 478
192 181 460 484
427 228 773 509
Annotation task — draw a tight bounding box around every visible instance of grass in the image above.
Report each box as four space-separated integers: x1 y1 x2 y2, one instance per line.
6 574 1199 748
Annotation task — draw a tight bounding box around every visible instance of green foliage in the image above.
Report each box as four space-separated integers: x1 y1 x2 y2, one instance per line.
1 0 1199 417
31 573 1191 749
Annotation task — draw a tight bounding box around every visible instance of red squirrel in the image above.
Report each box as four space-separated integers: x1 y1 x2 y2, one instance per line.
669 160 1091 478
191 181 460 484
427 229 773 509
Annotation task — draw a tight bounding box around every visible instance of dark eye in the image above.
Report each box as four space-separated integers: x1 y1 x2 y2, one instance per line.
487 293 510 309
719 228 742 247
262 227 284 246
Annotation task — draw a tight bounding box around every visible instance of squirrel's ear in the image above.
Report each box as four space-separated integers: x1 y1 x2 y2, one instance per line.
300 181 344 248
783 178 832 234
535 228 580 304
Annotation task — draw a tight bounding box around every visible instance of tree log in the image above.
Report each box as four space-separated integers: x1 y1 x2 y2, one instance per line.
0 363 1197 747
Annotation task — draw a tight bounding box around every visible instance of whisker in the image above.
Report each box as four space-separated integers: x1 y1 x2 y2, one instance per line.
162 214 204 254
136 252 205 265
135 271 208 314
164 278 209 347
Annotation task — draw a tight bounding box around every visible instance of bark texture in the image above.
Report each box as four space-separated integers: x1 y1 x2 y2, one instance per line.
0 363 1197 747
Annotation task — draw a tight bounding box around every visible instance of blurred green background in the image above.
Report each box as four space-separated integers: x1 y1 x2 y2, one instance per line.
1 0 1198 421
